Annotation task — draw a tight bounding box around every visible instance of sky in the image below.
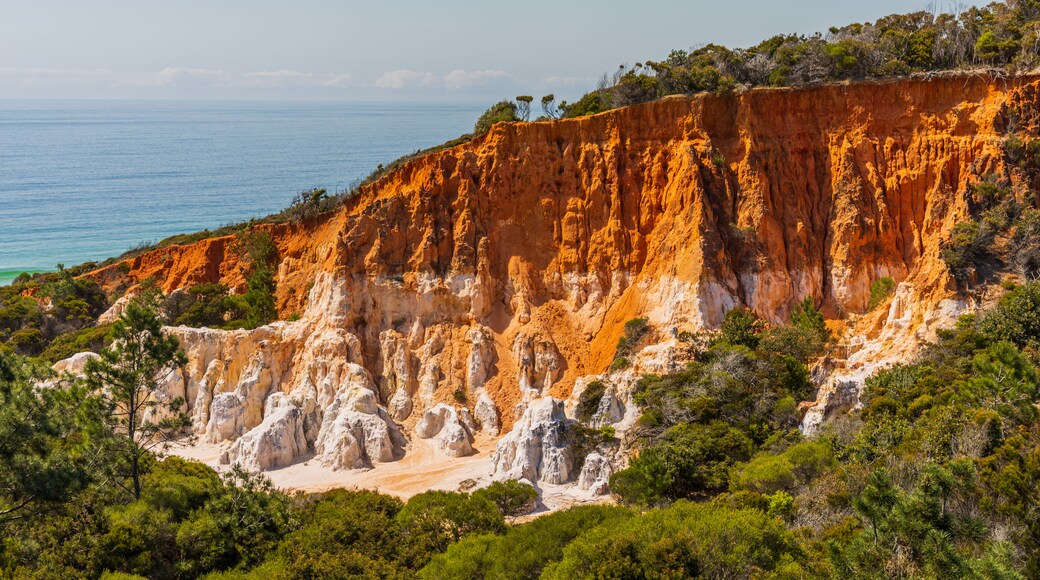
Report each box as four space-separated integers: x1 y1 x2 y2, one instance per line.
0 0 982 102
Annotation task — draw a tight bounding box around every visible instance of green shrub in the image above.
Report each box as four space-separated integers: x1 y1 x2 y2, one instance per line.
711 149 726 168
38 324 113 363
730 440 835 494
609 356 631 372
576 380 607 423
8 327 45 356
611 317 651 370
233 230 278 329
542 501 806 579
165 283 252 329
613 421 754 505
560 91 608 118
941 221 987 279
767 490 795 520
283 187 334 223
868 277 896 311
976 281 1040 348
473 480 537 518
473 101 519 134
420 505 634 580
394 490 504 569
271 489 404 578
715 306 765 349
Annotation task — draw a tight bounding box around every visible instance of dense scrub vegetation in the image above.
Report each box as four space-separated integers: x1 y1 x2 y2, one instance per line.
9 2 1040 577
0 266 109 359
8 282 1040 577
941 171 1040 285
1 226 281 371
616 281 1040 577
7 189 1040 571
471 0 1040 133
608 299 827 507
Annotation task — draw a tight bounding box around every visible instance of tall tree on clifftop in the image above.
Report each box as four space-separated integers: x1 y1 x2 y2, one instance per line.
85 301 188 500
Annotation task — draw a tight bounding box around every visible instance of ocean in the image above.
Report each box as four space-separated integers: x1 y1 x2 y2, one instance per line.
0 99 486 285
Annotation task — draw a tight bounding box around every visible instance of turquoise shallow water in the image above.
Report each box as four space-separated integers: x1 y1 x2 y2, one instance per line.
0 99 485 285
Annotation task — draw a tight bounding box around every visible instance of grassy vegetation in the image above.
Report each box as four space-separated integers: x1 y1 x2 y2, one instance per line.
868 276 897 311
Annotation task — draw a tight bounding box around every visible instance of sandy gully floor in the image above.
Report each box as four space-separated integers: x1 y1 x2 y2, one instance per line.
167 434 612 514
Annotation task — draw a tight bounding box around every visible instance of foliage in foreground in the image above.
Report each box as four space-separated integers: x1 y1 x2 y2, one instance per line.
5 289 1040 579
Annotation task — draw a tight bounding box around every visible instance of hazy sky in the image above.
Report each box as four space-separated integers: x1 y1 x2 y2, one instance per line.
0 1 980 101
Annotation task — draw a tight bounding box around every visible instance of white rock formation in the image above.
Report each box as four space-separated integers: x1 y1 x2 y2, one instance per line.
491 397 573 485
578 452 613 496
51 351 100 376
416 404 475 457
225 394 307 471
314 378 405 469
513 333 562 398
474 391 500 436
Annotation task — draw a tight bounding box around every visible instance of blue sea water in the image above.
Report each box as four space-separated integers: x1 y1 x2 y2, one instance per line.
0 99 485 285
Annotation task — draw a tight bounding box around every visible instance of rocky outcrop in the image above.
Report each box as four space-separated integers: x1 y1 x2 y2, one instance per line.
52 351 100 377
78 74 1040 482
313 380 405 469
224 394 307 471
491 398 574 484
416 404 475 457
578 452 613 496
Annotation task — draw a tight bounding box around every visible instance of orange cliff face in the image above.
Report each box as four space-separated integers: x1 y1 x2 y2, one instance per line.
84 74 1032 443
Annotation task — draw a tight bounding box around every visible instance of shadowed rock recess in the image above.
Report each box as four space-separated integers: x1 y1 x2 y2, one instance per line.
81 73 1036 488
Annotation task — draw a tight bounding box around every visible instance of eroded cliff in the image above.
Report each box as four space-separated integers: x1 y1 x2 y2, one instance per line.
82 73 1037 490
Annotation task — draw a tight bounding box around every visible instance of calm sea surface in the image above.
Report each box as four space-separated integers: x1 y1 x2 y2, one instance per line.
0 99 485 285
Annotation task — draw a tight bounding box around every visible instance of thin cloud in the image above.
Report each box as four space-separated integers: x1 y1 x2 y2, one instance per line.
0 66 356 93
244 69 353 88
133 67 225 87
375 70 437 89
443 69 510 89
246 69 314 79
374 68 515 92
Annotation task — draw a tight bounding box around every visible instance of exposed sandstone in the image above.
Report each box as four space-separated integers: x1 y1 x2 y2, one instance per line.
491 397 574 485
76 74 1040 486
225 394 307 471
416 404 475 457
51 351 100 376
578 452 613 496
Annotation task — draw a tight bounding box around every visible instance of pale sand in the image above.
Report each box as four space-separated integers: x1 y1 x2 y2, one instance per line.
167 434 613 513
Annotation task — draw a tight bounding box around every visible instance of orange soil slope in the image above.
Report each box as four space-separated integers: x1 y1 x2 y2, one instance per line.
86 73 1034 413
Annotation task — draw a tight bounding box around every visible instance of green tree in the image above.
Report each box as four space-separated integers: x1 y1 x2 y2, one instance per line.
473 101 519 135
515 95 533 121
0 353 103 525
715 306 765 349
543 501 806 579
473 479 538 519
576 380 607 423
853 468 899 544
868 277 896 311
790 295 831 344
540 94 561 120
272 488 403 578
395 490 504 569
612 421 754 504
420 505 634 579
85 301 189 500
234 229 279 329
